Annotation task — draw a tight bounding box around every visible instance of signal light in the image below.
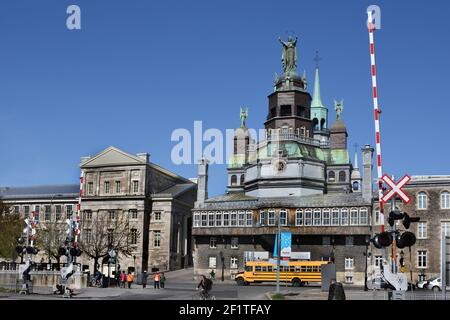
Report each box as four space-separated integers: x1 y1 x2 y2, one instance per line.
16 246 24 254
402 213 420 229
396 231 416 248
372 232 393 249
388 210 404 227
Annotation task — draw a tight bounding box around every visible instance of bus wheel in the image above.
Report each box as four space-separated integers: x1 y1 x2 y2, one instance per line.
236 278 245 286
292 279 301 287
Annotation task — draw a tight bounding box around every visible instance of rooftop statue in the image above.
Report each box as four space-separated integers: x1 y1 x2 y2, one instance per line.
334 100 344 120
278 36 298 76
240 107 249 127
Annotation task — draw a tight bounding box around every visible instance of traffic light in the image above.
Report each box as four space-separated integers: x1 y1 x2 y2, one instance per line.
70 247 82 257
58 246 68 256
396 231 416 248
402 212 420 229
372 232 393 249
388 210 404 227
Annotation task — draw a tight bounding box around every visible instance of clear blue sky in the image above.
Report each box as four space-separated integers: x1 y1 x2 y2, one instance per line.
0 0 449 196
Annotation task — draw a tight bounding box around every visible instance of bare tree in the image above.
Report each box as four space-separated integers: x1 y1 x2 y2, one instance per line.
35 220 67 264
78 210 140 273
0 200 22 260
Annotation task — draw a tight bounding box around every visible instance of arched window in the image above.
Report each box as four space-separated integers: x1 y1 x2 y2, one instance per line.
320 118 326 130
312 118 319 130
328 171 335 182
295 209 303 226
441 192 450 209
417 192 427 210
353 181 359 191
240 174 245 185
231 175 237 186
339 171 346 182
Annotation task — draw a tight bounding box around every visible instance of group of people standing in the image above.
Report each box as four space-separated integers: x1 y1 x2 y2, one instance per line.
115 270 135 288
141 270 166 289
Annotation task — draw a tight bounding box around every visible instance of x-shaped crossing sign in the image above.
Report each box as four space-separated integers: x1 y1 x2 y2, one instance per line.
381 175 412 204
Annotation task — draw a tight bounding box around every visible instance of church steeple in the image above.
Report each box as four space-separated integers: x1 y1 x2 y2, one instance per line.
310 51 329 142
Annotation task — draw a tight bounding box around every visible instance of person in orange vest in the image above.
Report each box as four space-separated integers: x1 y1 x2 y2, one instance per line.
154 271 161 289
127 271 134 289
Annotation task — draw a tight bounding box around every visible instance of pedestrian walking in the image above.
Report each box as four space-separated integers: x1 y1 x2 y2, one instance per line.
142 270 148 289
115 271 121 287
160 272 166 289
121 271 126 288
210 269 215 281
154 271 160 289
127 271 134 289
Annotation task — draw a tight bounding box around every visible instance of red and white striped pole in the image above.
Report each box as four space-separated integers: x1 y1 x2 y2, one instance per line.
74 170 84 245
367 10 385 233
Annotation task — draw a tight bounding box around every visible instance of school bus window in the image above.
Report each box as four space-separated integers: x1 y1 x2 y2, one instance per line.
268 266 273 272
262 266 267 272
301 266 307 272
245 266 253 272
306 266 312 272
295 266 300 272
255 266 262 272
312 266 318 272
289 266 295 272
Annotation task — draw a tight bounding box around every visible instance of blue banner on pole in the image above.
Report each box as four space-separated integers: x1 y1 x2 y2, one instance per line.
274 232 292 257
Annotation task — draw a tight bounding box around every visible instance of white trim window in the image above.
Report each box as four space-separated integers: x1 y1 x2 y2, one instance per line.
268 209 275 226
341 208 349 225
153 230 161 247
417 192 427 210
132 180 139 193
350 208 359 225
417 250 427 268
295 209 303 226
442 222 450 237
322 209 330 226
359 208 369 225
260 210 267 226
280 209 288 226
313 209 321 226
223 212 230 226
374 255 383 267
304 209 313 226
210 237 217 249
246 210 253 226
231 237 239 249
238 210 245 226
331 208 339 226
129 209 138 220
345 257 354 270
208 212 215 227
441 192 450 209
230 257 238 269
374 209 380 225
230 211 238 226
209 256 217 268
215 212 222 227
201 211 207 227
418 222 427 239
194 212 200 227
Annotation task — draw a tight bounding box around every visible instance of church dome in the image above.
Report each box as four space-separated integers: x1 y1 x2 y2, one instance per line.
330 119 347 133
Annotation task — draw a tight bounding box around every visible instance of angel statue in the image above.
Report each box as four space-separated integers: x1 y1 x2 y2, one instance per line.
278 36 298 75
240 107 249 127
334 100 344 120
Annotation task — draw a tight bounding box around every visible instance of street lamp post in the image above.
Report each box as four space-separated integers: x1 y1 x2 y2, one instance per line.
133 255 136 272
276 212 281 294
220 251 225 282
364 235 370 291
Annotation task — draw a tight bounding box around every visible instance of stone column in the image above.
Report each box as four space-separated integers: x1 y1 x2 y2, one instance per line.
362 145 374 202
196 158 209 204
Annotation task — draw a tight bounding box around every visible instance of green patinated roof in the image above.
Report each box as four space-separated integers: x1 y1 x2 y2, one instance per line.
329 149 350 165
228 142 350 167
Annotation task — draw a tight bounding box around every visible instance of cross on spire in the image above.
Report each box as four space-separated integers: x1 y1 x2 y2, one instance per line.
314 50 321 69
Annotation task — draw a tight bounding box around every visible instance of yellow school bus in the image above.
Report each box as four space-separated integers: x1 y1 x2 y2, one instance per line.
234 260 330 287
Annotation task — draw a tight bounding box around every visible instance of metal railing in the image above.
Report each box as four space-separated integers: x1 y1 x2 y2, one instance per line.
266 133 329 148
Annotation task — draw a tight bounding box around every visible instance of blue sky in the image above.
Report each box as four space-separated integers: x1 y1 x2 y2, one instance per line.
0 0 449 196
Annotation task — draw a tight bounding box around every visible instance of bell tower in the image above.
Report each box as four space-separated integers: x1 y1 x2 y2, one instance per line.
264 37 313 137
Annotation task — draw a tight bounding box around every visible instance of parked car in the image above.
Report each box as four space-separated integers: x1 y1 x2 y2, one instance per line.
425 277 442 291
416 279 430 289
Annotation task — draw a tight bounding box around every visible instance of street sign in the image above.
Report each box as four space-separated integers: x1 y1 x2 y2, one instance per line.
381 175 411 204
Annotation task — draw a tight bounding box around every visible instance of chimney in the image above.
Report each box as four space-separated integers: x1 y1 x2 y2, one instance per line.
362 145 374 202
137 153 150 163
196 158 209 204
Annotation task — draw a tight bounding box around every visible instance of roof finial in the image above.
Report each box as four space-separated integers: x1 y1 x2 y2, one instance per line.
314 50 321 69
240 107 249 127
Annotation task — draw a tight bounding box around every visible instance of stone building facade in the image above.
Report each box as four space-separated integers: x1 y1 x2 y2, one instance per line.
0 146 197 274
370 176 450 284
192 39 374 285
